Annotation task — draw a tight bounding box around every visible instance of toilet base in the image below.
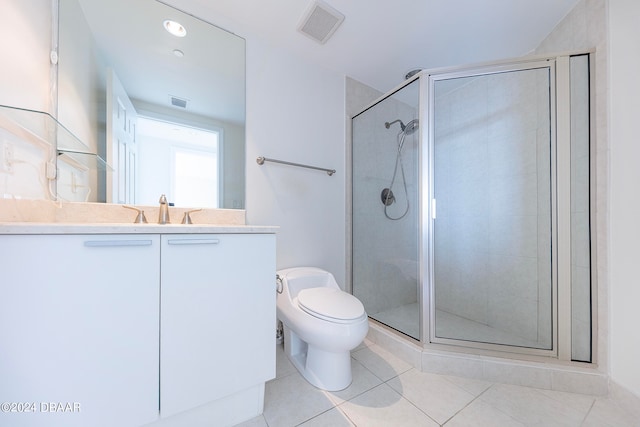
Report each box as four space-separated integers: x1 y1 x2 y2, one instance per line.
283 325 352 391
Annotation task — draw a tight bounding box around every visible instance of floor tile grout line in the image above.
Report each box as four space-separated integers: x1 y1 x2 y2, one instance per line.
353 379 443 427
392 387 442 426
270 368 298 382
440 384 497 426
333 400 360 427
579 398 598 426
292 404 346 427
383 368 493 426
351 351 409 385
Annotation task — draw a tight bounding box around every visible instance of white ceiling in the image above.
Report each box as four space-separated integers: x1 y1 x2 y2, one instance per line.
75 0 245 124
71 0 580 125
177 0 581 93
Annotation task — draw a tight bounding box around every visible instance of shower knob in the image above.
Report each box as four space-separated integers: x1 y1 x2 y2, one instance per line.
381 188 395 206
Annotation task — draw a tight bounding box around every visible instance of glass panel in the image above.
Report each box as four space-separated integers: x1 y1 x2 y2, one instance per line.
352 80 420 339
432 67 553 349
570 55 592 362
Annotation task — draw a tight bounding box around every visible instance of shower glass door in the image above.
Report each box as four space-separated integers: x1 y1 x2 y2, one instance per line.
430 63 554 351
352 79 420 340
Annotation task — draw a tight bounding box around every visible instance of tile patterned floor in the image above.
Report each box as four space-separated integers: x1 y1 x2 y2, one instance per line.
236 340 640 427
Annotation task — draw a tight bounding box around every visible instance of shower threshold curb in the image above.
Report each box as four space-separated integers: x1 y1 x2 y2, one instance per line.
366 321 608 396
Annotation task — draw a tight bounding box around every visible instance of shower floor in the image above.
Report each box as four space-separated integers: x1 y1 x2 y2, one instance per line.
371 303 420 339
435 309 546 348
372 303 546 349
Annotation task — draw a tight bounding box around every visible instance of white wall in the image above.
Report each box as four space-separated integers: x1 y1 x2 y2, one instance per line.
245 38 347 284
56 0 106 203
0 0 53 200
0 1 52 112
170 0 348 285
57 0 105 154
608 0 640 398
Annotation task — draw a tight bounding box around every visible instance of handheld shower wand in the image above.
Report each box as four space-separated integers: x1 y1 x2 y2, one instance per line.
381 118 419 220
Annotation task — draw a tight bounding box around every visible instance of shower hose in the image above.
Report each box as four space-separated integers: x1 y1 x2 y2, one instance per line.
383 130 410 220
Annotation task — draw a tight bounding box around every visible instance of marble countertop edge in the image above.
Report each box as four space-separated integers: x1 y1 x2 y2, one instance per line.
0 222 278 234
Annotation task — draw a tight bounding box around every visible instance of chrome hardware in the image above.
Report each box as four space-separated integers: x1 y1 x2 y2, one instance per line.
181 208 202 224
123 205 148 223
381 188 395 206
158 194 170 224
276 321 283 344
257 156 336 176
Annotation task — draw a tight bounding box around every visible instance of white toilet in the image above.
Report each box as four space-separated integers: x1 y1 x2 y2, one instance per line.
276 267 369 391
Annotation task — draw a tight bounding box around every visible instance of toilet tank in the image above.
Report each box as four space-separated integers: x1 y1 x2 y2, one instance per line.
279 267 338 298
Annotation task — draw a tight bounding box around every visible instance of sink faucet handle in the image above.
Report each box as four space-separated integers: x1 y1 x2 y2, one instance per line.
181 208 202 224
123 205 148 224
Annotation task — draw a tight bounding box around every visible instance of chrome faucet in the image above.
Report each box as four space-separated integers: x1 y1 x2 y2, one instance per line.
158 194 170 224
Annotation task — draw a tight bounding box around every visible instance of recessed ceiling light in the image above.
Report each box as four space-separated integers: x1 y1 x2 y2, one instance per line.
163 19 186 37
173 49 184 58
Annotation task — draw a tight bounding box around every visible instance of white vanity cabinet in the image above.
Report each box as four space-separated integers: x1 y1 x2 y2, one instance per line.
0 234 160 427
159 234 276 420
0 228 276 427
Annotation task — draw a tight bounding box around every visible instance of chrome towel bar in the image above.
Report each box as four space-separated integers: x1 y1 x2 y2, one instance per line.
256 156 336 176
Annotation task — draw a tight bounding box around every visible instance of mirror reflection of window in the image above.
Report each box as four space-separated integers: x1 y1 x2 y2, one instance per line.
173 148 218 208
136 117 220 207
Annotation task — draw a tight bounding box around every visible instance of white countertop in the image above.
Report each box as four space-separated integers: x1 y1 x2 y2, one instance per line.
0 222 278 235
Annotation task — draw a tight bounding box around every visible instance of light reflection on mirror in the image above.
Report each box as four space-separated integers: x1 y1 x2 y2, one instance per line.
137 117 220 208
57 0 245 208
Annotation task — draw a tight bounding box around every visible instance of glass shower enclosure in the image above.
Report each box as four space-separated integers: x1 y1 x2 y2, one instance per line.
352 79 421 340
351 54 593 360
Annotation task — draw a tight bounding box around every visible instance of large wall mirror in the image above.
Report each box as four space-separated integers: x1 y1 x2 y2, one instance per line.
57 0 245 208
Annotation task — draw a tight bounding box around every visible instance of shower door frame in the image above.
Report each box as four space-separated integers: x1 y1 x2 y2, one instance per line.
421 57 570 359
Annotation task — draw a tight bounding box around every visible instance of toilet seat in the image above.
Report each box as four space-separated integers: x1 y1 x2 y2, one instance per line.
297 288 366 324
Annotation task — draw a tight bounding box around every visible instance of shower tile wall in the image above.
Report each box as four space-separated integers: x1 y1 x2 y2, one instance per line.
434 69 552 348
352 86 419 319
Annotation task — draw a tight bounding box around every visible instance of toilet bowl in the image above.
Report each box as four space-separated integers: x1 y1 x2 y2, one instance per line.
276 267 368 391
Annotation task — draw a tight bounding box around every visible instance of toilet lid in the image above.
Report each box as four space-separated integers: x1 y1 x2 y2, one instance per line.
297 288 365 323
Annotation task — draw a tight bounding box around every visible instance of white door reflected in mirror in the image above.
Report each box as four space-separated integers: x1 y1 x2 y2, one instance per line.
107 69 138 205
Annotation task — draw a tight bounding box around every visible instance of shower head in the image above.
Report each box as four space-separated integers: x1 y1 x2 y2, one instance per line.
385 118 419 135
403 119 419 135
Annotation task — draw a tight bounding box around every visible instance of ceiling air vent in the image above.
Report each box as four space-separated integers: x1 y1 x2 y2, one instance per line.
169 95 188 109
297 0 345 44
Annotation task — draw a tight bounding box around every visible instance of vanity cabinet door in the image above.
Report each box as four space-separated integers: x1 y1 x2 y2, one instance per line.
160 234 276 418
0 234 160 427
